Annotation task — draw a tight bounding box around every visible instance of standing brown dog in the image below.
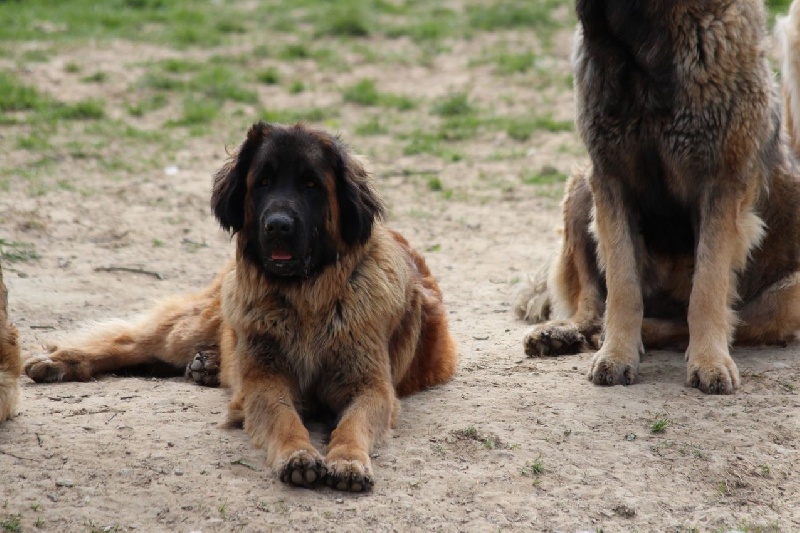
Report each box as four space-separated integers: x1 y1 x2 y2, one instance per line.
25 122 458 491
0 261 21 421
516 0 800 394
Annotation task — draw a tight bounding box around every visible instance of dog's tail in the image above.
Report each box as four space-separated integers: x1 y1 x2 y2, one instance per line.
777 0 800 154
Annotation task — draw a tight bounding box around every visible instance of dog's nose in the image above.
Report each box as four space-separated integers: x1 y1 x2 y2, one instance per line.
265 213 295 237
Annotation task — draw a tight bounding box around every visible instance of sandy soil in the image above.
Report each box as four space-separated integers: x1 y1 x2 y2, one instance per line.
1 26 799 533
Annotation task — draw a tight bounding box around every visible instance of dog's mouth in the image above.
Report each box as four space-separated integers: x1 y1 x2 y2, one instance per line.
270 248 293 261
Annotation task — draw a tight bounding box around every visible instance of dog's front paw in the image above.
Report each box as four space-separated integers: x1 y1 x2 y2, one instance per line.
278 449 327 488
185 350 220 387
25 354 68 383
588 346 641 386
686 348 739 395
524 320 586 357
324 457 374 493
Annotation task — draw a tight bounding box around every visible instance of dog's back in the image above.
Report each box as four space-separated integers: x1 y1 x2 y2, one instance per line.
0 262 21 421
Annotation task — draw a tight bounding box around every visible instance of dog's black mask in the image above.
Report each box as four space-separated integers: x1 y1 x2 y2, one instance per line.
210 122 385 279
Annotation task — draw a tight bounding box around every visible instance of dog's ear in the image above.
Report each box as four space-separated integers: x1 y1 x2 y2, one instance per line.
328 139 386 246
211 122 271 233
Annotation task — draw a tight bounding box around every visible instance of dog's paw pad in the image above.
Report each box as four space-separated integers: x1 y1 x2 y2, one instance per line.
185 350 221 387
279 450 326 488
687 355 739 395
325 460 374 493
24 355 67 383
524 321 586 357
588 350 639 386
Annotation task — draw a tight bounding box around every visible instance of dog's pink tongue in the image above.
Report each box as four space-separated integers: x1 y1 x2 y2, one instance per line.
271 251 292 261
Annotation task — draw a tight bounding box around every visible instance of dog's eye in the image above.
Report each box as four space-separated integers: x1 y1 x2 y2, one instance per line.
306 181 317 189
259 177 269 187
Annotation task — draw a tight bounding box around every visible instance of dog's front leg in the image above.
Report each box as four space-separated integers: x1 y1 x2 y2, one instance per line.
587 178 644 385
324 376 397 492
684 190 759 394
234 352 326 488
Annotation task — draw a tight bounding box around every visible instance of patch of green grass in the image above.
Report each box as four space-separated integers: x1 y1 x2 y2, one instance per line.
20 49 51 63
767 0 793 16
342 79 415 110
522 166 567 186
521 459 545 477
432 92 474 117
467 1 560 31
289 80 305 94
169 97 218 127
256 67 280 85
650 416 671 434
428 177 443 192
279 43 311 60
316 1 371 37
260 107 339 125
190 65 258 103
126 94 168 117
492 51 536 75
0 239 39 263
64 62 81 73
81 71 108 83
0 515 21 533
0 71 44 112
504 116 573 141
354 116 387 136
160 58 202 74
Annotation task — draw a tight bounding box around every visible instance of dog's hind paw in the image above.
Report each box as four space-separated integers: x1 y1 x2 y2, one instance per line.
185 350 221 387
25 354 68 383
524 320 586 357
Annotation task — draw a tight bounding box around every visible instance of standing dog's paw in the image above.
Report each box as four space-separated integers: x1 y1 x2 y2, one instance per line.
278 449 327 488
324 458 374 493
25 354 68 383
524 320 586 357
185 350 221 387
686 350 739 395
588 346 641 386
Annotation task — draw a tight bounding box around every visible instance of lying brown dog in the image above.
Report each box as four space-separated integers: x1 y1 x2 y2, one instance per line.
516 0 800 394
26 122 458 491
0 261 21 422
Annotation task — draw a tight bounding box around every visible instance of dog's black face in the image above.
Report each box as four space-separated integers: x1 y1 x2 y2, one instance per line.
210 122 385 279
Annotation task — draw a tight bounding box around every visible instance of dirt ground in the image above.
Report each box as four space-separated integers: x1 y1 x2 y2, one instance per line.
2 22 800 533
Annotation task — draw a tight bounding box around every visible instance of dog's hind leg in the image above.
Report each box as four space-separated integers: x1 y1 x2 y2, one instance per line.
25 271 227 383
520 172 605 356
733 274 800 346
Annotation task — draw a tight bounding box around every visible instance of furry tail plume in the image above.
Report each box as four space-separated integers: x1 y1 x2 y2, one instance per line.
777 0 800 154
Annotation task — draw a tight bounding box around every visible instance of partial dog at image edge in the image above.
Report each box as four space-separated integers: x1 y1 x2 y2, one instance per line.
778 0 800 155
515 0 800 394
0 261 21 422
24 122 458 491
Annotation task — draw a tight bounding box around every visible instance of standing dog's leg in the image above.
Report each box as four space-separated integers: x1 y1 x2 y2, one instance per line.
587 176 644 385
685 190 763 394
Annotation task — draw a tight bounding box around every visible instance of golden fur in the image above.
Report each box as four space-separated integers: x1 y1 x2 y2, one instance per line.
25 123 458 491
0 261 21 422
516 0 800 394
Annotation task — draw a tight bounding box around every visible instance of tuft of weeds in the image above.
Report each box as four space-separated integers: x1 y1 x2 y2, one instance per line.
650 416 671 434
0 239 39 263
521 459 545 477
257 67 280 85
0 514 21 533
432 92 474 117
342 79 415 110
